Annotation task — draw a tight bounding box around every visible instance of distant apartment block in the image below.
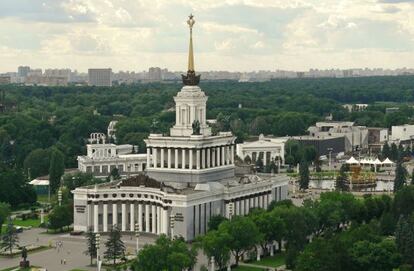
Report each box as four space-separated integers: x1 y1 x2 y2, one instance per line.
88 68 112 87
17 66 30 77
0 76 11 84
25 75 68 86
148 67 162 81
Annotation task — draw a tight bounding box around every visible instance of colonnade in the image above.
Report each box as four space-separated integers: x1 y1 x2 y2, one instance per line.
245 151 283 166
88 201 169 235
147 145 235 170
226 191 272 218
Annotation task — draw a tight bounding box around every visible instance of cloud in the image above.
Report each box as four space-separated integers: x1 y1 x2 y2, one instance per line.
1 0 414 72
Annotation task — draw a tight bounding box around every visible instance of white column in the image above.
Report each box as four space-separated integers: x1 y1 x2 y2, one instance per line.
121 203 126 231
231 145 235 164
182 149 186 169
94 203 99 233
153 148 157 168
255 196 259 208
138 203 143 231
212 148 216 167
196 149 200 170
217 147 221 166
130 203 135 231
147 148 150 168
236 200 240 216
240 199 244 215
163 208 169 235
151 205 157 234
174 149 179 169
160 148 165 168
103 204 108 232
202 149 206 169
245 198 250 214
189 149 193 170
221 146 225 166
167 149 171 169
226 146 230 165
263 152 267 166
207 148 211 168
157 206 162 234
112 203 118 227
145 204 150 232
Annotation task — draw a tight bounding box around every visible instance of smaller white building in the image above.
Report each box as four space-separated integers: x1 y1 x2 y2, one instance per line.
236 134 287 165
391 124 414 142
77 133 147 178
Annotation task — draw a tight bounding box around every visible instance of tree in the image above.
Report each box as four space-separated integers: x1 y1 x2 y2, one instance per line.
1 217 19 255
84 228 97 265
48 204 72 232
382 143 390 159
299 160 310 190
104 225 126 265
219 216 262 265
394 162 407 193
335 165 349 192
395 215 414 267
207 215 227 231
49 148 65 193
411 168 414 185
349 239 401 271
132 235 197 271
23 148 50 179
0 202 10 235
393 186 414 218
199 230 231 270
108 168 121 181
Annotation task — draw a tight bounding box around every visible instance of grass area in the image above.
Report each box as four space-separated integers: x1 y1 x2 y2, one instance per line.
12 218 42 227
251 253 286 268
37 194 51 203
232 266 264 271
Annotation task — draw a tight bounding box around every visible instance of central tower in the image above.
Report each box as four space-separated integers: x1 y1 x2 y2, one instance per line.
145 15 236 188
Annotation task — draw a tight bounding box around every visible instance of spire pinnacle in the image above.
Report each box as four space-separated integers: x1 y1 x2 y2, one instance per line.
182 14 200 86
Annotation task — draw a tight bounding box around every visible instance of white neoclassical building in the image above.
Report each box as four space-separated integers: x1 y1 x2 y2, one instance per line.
77 133 147 178
72 15 288 241
236 134 287 166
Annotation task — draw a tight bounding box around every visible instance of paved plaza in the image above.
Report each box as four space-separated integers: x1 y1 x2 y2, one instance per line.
0 228 209 271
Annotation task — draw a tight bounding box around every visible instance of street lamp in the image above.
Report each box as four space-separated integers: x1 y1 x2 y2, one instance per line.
170 214 175 239
58 189 62 206
134 223 140 253
95 233 101 271
327 148 333 172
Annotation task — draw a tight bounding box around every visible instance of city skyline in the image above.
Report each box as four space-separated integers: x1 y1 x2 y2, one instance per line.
1 0 414 73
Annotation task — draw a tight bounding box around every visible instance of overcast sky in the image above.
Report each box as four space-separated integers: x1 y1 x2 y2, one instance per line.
1 0 414 72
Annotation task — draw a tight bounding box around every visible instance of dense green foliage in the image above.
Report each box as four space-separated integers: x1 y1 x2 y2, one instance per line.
132 235 197 271
194 186 414 270
1 217 19 254
104 225 126 265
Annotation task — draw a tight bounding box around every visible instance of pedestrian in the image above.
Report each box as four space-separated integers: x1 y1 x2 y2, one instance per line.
63 259 66 265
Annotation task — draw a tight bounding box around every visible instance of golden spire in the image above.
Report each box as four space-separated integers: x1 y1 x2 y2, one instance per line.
182 14 200 86
187 14 195 72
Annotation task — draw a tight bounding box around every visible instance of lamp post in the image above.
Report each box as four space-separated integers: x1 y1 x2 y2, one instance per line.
134 223 140 254
327 148 333 172
228 202 234 219
170 214 175 239
58 189 62 206
95 233 101 271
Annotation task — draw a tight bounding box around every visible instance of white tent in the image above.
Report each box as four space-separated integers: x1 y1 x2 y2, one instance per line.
346 157 359 164
373 158 382 165
382 158 395 166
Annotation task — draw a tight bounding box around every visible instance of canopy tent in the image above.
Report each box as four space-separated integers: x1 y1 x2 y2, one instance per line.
382 158 395 166
346 157 359 164
373 158 382 165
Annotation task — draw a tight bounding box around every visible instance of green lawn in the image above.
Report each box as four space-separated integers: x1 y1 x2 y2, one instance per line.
13 218 43 227
251 253 286 268
232 266 264 271
37 194 51 203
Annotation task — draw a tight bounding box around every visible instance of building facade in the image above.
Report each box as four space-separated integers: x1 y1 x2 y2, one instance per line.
73 15 288 241
236 134 286 165
77 133 146 178
308 121 368 152
88 68 112 87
